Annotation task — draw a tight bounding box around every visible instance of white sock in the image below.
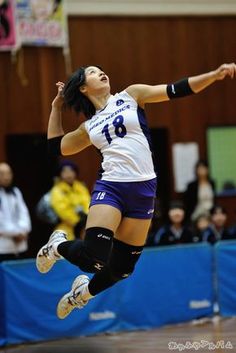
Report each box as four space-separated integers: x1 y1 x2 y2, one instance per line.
52 239 66 257
80 283 94 301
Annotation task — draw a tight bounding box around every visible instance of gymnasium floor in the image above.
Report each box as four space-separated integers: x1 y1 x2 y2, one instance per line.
1 316 236 353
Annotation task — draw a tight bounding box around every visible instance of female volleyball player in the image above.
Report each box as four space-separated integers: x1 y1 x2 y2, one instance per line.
36 63 236 319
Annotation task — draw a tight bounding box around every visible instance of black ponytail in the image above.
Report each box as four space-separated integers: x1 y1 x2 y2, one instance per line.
63 65 102 119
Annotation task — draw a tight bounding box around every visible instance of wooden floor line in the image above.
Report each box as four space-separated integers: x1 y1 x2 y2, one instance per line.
1 316 236 353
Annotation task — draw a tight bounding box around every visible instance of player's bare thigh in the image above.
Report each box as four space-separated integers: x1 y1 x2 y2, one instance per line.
86 204 122 233
116 217 152 246
86 205 151 246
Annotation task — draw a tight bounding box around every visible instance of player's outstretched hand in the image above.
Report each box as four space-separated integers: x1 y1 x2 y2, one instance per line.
214 63 236 80
52 81 65 109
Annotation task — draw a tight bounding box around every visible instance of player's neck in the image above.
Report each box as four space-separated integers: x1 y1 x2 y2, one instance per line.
89 92 112 111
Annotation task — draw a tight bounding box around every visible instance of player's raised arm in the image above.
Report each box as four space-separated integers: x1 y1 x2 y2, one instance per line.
48 81 65 139
188 62 236 92
47 82 91 156
126 62 236 107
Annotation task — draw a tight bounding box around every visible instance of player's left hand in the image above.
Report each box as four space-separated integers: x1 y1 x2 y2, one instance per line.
52 81 65 109
214 63 236 80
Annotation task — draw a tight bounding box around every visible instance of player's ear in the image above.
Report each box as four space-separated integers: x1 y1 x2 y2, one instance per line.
79 85 87 94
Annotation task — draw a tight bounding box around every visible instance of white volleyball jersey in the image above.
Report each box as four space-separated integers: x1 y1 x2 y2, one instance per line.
84 90 156 182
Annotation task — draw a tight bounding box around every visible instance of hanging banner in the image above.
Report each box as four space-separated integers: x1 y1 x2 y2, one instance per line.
0 0 18 50
16 0 67 47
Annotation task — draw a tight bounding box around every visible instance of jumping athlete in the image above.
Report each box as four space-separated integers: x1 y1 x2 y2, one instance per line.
36 63 236 319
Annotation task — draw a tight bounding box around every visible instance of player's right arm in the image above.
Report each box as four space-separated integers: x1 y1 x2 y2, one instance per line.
61 123 91 155
48 82 91 156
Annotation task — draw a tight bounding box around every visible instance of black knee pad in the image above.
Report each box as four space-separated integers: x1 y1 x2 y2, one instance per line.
109 238 144 281
77 227 113 273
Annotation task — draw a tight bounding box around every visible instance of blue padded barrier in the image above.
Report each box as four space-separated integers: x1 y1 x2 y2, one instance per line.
0 244 214 346
215 240 236 316
119 244 214 330
1 260 121 345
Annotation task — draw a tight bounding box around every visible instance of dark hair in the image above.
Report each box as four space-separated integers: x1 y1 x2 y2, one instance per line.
195 159 208 169
195 159 209 178
169 200 185 211
63 65 102 119
210 205 226 215
57 160 79 176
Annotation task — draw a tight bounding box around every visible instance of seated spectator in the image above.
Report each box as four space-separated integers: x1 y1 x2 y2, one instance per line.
184 160 215 222
0 162 32 262
192 213 211 241
153 201 199 246
202 205 231 244
146 199 162 246
50 160 90 240
228 223 236 239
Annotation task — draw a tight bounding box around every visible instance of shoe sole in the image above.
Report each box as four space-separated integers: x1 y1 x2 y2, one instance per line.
36 231 67 274
36 245 56 273
57 275 89 319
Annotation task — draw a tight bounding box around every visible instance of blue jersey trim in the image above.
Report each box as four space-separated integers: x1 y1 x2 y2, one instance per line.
137 106 157 175
96 148 105 179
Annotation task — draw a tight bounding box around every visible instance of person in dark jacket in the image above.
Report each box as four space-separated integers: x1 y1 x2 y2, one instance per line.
192 213 210 242
184 160 215 222
202 205 232 244
153 201 200 246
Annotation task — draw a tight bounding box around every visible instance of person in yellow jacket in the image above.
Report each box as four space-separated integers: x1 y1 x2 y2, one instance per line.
50 160 90 240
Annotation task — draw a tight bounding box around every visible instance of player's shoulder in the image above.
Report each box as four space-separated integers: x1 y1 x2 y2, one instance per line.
113 88 138 106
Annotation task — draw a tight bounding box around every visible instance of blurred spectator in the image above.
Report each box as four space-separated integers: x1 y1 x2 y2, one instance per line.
146 199 162 246
218 180 236 197
184 160 215 222
228 209 236 239
222 180 236 191
0 162 31 262
50 160 90 240
228 223 236 239
153 201 199 246
192 213 211 241
202 205 231 244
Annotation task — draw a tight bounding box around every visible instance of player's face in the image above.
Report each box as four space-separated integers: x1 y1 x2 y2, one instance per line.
81 66 110 96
